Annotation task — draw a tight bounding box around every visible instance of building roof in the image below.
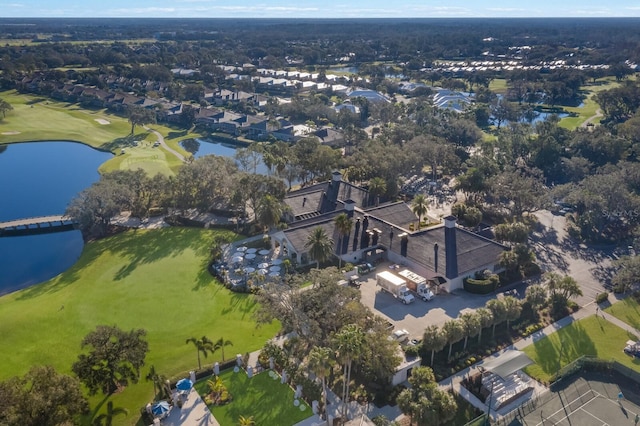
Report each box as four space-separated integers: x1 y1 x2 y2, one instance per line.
348 89 390 103
480 350 533 379
281 177 506 277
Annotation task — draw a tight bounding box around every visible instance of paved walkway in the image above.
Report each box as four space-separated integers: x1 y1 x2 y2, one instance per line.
144 125 186 162
438 301 640 422
153 301 640 426
154 388 219 426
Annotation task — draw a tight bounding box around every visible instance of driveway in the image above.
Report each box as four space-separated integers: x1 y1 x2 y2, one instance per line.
531 210 617 306
357 266 499 341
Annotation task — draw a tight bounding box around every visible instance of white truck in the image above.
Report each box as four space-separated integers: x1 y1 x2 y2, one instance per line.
398 269 435 301
376 271 415 304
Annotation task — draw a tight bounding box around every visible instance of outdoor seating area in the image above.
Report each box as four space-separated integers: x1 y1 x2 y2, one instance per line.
482 371 533 410
210 241 287 290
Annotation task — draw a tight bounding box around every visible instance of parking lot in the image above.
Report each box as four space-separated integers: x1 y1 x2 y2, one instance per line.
356 263 503 341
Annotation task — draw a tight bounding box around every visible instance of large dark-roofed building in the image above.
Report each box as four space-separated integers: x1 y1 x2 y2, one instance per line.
271 173 507 291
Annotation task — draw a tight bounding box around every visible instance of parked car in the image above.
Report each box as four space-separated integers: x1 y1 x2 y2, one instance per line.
357 262 374 275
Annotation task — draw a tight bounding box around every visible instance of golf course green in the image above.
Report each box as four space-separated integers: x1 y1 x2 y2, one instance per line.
0 90 195 176
0 227 280 425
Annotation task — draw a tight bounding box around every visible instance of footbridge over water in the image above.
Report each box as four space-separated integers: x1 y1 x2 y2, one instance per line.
0 215 78 237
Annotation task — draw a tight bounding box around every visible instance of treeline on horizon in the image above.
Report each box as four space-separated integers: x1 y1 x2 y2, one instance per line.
2 17 640 64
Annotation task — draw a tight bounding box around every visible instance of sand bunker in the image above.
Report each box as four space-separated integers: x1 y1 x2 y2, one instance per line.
94 118 110 125
1 131 20 135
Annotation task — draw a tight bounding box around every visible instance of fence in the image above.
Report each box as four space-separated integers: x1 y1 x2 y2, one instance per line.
488 356 640 425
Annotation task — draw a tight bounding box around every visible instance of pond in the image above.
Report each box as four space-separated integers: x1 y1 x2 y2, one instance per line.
181 138 289 180
0 141 112 294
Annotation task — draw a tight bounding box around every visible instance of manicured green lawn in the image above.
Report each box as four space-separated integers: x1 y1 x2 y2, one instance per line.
0 228 280 425
195 369 313 426
522 315 640 383
0 90 197 176
488 78 508 94
606 296 640 331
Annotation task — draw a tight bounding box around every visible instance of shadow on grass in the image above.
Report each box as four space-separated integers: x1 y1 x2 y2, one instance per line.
168 130 189 140
205 370 310 426
100 133 151 152
221 293 258 318
15 228 228 301
530 321 596 377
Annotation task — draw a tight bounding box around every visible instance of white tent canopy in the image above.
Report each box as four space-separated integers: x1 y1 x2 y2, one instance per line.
479 350 533 379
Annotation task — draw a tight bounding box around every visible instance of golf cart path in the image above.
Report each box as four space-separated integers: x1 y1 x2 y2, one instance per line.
144 125 186 162
580 108 603 128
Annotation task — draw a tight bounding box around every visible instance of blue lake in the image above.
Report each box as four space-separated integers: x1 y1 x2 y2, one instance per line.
0 141 112 294
184 138 272 176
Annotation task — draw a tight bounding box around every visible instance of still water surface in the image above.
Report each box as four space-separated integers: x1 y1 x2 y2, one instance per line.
0 141 112 294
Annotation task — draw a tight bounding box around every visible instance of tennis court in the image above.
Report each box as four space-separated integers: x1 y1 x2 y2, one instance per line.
505 371 640 425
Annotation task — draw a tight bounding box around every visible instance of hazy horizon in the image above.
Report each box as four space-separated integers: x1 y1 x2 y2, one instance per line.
4 0 640 19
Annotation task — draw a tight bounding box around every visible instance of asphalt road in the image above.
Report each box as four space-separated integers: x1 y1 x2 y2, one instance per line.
531 210 617 306
356 210 620 342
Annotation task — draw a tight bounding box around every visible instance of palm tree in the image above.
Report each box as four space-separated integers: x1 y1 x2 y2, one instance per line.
307 346 333 426
186 336 214 370
442 319 465 361
459 312 481 351
256 195 284 231
213 337 233 362
503 296 523 329
422 325 447 367
411 194 429 228
305 226 334 269
145 365 167 398
92 401 128 426
486 299 507 338
334 213 353 269
475 307 494 344
238 415 256 426
333 324 365 422
368 177 387 206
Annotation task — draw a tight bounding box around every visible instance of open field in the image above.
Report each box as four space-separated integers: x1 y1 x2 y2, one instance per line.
0 90 196 175
606 295 640 331
488 78 508 94
0 228 280 425
522 315 639 383
195 369 313 426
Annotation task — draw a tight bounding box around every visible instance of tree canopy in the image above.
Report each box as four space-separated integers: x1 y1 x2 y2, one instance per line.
72 325 149 395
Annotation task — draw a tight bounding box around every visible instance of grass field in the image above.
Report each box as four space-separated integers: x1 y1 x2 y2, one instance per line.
522 315 640 383
605 296 640 331
195 369 313 426
0 228 280 425
0 90 196 175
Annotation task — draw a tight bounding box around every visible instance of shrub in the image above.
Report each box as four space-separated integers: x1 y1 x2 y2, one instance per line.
404 345 420 357
596 292 609 304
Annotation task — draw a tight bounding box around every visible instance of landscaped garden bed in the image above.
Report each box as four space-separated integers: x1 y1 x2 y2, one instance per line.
194 368 314 426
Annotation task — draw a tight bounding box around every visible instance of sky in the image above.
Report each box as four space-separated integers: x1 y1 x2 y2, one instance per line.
2 0 640 18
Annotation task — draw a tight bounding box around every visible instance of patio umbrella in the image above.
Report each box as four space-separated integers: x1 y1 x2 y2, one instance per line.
176 378 193 392
258 262 269 269
269 265 281 272
271 258 283 265
243 267 255 274
246 248 258 254
231 255 244 264
236 246 248 252
258 268 268 275
245 253 256 261
269 271 280 278
151 401 170 417
259 249 270 256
